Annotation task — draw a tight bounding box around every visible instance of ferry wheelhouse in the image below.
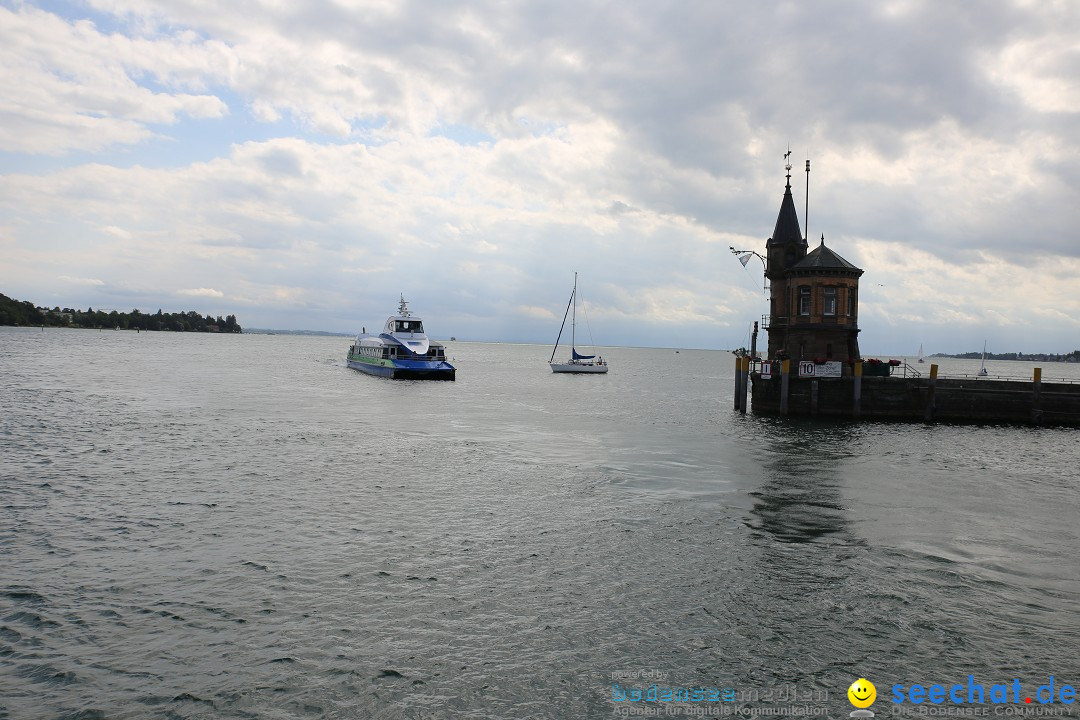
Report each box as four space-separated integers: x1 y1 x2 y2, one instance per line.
347 297 456 380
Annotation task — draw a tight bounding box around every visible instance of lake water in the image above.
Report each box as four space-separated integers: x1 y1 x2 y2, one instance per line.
2 327 1079 719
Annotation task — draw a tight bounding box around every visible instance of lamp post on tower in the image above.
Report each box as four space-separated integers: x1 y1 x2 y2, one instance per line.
729 246 768 294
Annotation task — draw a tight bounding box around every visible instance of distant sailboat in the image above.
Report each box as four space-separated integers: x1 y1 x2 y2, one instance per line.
978 341 988 377
549 272 608 374
917 343 925 363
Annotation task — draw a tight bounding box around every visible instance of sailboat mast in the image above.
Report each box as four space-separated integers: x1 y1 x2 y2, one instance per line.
571 272 577 353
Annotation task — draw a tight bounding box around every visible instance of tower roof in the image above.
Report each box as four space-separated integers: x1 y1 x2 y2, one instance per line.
765 174 805 248
791 236 862 273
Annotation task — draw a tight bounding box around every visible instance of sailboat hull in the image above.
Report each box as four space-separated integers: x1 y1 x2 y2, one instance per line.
550 362 608 374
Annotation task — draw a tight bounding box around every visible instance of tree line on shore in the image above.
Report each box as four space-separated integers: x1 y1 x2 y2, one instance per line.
936 350 1080 363
0 293 241 333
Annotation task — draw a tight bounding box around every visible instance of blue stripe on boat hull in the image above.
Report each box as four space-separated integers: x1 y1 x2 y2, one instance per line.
347 358 456 380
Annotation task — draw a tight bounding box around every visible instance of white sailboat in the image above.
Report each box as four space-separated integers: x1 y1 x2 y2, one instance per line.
978 341 988 377
549 272 608 374
917 343 925 363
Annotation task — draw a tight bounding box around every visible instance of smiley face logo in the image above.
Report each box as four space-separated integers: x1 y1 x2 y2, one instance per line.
848 678 876 708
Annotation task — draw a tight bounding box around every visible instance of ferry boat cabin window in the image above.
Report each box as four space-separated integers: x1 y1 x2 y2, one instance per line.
395 320 424 333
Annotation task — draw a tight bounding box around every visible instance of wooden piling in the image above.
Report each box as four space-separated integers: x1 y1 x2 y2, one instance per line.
924 364 938 423
1033 367 1043 426
780 359 790 416
733 356 741 410
853 360 863 418
739 356 749 414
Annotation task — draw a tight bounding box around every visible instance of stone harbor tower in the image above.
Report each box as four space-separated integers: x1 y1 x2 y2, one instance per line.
764 159 863 368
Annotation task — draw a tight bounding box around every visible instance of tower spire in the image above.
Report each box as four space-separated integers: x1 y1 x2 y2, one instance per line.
767 148 805 250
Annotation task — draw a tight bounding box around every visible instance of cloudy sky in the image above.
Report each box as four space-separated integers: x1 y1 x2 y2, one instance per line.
2 0 1078 353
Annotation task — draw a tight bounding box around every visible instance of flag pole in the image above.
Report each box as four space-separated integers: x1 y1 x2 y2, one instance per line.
805 158 810 243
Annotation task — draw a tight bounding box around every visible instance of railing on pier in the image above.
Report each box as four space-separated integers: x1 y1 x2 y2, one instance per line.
891 361 921 378
936 370 1080 384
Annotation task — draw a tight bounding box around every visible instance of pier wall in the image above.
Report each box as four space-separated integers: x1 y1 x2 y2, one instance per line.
749 374 1080 426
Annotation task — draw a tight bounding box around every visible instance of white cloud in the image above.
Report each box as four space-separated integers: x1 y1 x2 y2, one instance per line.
177 287 224 298
0 5 229 154
58 275 105 286
514 305 555 321
987 35 1080 113
103 226 132 239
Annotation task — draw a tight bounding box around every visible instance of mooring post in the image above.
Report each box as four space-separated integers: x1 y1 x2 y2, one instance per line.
811 380 819 416
739 356 749 414
924 363 938 423
1033 367 1043 426
780 359 790 416
853 360 863 418
750 321 758 363
733 356 741 410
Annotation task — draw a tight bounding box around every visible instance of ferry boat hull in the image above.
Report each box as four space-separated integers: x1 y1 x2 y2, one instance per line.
346 353 456 380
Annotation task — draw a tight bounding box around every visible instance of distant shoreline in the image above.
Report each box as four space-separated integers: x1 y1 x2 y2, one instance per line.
245 328 352 337
928 351 1079 363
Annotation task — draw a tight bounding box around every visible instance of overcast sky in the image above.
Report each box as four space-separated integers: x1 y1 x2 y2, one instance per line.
2 0 1078 354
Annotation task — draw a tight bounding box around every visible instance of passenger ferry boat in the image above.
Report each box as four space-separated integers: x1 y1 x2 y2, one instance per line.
346 297 456 380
